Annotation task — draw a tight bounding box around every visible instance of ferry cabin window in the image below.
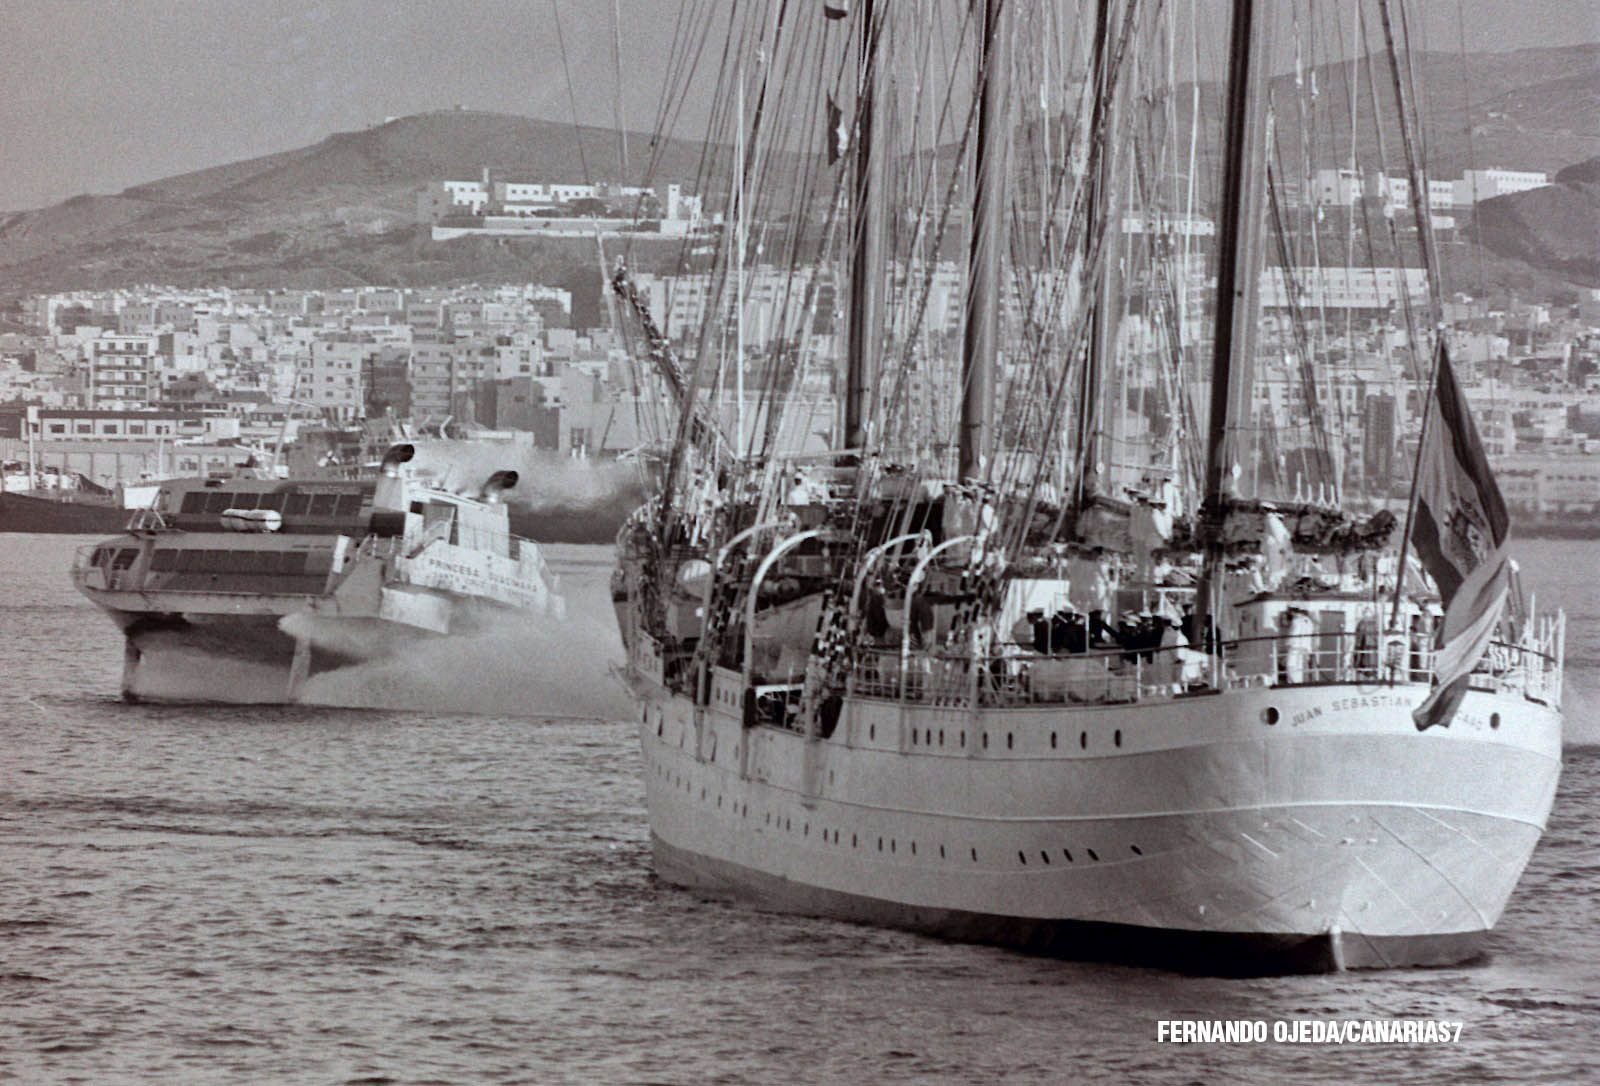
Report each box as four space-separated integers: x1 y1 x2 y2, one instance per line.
150 549 180 571
203 491 233 514
111 549 139 570
284 493 312 516
370 511 406 538
257 492 286 512
180 492 207 514
279 552 308 574
228 492 260 510
309 493 338 516
335 493 364 517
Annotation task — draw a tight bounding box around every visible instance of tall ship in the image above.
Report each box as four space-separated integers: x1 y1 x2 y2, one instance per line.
74 442 564 703
603 0 1564 972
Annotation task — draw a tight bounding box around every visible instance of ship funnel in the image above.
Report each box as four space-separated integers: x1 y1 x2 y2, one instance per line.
480 470 519 503
379 443 416 477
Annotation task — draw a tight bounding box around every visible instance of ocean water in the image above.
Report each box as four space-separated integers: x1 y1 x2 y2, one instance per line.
1 533 1595 1084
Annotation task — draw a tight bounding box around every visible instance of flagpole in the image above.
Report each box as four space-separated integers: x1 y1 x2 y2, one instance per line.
1388 330 1447 631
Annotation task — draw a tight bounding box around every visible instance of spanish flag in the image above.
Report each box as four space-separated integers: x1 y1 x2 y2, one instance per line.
1411 341 1510 730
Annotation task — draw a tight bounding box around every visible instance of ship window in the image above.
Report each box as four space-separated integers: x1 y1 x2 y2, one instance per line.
112 548 139 570
279 552 307 574
257 492 286 511
177 551 202 571
1114 730 1122 748
309 493 338 516
1087 849 1099 861
150 549 179 571
284 494 311 516
204 491 233 513
180 492 207 514
229 493 260 510
335 493 364 517
199 550 228 572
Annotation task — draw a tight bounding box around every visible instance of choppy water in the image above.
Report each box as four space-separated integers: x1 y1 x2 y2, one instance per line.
2 533 1596 1084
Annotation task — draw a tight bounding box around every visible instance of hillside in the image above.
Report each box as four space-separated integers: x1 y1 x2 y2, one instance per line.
0 110 717 296
0 42 1595 298
1474 155 1600 286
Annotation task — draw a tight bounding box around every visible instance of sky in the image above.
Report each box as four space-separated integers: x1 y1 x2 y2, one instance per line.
0 0 1596 212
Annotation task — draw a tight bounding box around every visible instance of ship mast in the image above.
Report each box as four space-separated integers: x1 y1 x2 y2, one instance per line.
1196 0 1274 636
959 0 1011 482
1073 0 1119 514
844 0 886 452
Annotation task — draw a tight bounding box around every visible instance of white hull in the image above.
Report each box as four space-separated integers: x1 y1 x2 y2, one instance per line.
107 590 546 704
631 675 1561 971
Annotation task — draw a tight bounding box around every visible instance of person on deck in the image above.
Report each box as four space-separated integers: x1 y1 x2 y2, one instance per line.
1280 607 1314 684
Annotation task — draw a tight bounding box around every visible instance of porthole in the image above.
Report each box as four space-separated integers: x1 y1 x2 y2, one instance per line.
1063 849 1073 863
890 839 896 854
1079 731 1087 749
970 847 978 862
1050 732 1057 749
939 845 946 859
1490 712 1501 729
1131 845 1143 856
982 732 989 750
878 837 884 852
1113 730 1121 748
1006 732 1014 750
960 731 966 747
939 729 945 746
911 842 917 856
852 834 858 848
1087 848 1099 861
1264 706 1280 725
870 724 876 741
1018 851 1027 865
912 729 918 746
1041 851 1051 865
804 823 809 836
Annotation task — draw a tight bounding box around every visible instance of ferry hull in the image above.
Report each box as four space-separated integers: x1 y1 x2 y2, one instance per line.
105 592 526 704
117 613 361 704
634 680 1560 973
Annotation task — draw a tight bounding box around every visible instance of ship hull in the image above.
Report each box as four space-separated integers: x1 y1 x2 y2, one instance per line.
116 611 363 704
104 592 534 704
0 491 127 533
632 677 1560 973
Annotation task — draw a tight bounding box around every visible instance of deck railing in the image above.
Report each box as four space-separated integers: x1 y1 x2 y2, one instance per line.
841 629 1561 710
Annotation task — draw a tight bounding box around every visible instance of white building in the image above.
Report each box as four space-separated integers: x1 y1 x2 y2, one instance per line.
1259 266 1430 312
90 334 159 410
1452 169 1548 206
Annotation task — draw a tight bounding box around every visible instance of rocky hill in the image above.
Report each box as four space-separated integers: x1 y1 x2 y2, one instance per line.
1474 156 1600 286
0 42 1595 298
0 110 716 296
